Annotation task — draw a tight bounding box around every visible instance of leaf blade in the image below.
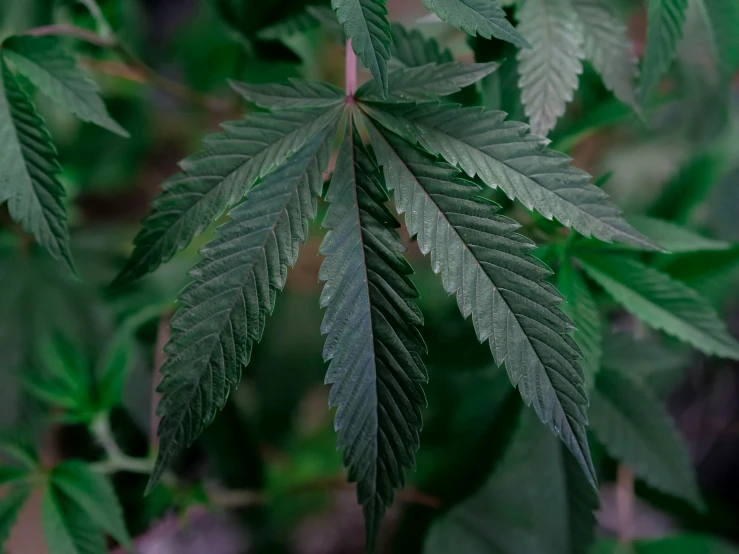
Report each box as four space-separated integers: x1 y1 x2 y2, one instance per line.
229 78 346 110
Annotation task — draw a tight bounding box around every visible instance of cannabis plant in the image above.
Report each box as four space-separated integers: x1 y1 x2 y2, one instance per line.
0 0 738 553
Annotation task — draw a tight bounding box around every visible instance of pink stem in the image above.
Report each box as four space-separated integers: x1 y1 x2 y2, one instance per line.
345 39 357 97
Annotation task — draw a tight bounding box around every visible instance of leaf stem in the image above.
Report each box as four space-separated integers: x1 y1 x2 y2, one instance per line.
616 465 635 545
23 24 229 112
345 39 357 97
90 413 153 475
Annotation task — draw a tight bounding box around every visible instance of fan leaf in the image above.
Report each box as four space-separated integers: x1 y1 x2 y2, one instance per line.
0 59 75 275
113 105 342 286
367 122 595 486
41 485 107 554
2 35 128 137
640 0 689 103
589 367 703 508
332 0 392 96
319 117 427 549
0 486 30 549
571 0 639 109
360 102 659 250
626 215 731 252
577 254 739 360
356 61 499 103
229 78 346 110
517 0 584 136
147 123 337 492
420 0 530 48
390 23 453 67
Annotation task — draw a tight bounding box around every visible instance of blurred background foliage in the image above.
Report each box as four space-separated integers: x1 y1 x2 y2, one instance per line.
1 0 739 553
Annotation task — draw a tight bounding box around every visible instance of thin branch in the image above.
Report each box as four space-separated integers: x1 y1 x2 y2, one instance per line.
345 39 357 97
25 24 115 47
616 465 635 545
90 413 153 475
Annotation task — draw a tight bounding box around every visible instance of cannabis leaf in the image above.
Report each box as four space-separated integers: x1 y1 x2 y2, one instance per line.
0 59 75 275
319 119 426 549
517 0 584 136
2 35 127 137
113 105 342 286
421 0 530 48
626 215 731 252
0 486 30 548
589 367 703 508
577 254 739 360
640 0 689 103
356 61 499 103
426 409 598 554
367 123 595 485
360 103 659 250
332 0 392 96
389 23 453 67
558 259 602 386
147 126 336 492
697 0 739 83
230 78 346 110
42 485 107 554
571 0 639 109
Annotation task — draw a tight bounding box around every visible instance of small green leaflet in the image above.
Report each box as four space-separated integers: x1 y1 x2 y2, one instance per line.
319 119 427 550
558 260 602 387
367 123 595 486
356 61 499 102
229 78 346 110
640 0 689 104
148 125 336 493
41 485 107 554
0 486 30 548
577 254 739 360
0 59 75 275
52 461 131 548
517 0 584 136
2 35 127 137
589 367 703 508
389 23 453 67
359 102 659 251
332 0 392 96
421 0 530 48
626 215 731 252
0 432 39 470
571 0 639 109
593 535 739 554
113 105 343 286
425 409 598 554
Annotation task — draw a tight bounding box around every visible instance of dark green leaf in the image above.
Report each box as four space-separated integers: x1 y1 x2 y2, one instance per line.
229 78 346 110
626 215 731 252
0 486 31 549
148 124 337 492
389 23 453 67
367 123 595 486
319 118 427 549
2 35 127 137
593 534 739 554
41 485 106 554
0 59 75 275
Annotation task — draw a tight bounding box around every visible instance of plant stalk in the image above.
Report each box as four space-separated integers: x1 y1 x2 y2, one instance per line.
345 39 357 97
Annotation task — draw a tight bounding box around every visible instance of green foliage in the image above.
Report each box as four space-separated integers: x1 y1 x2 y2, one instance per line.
0 486 31 548
626 215 731 252
425 409 598 554
332 0 391 95
389 23 453 67
589 367 702 507
319 119 427 549
698 0 739 83
2 35 127 137
0 59 75 274
593 535 739 554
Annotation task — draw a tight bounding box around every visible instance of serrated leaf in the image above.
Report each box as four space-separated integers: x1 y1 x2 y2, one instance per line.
148 125 336 492
517 0 584 136
367 123 595 486
41 485 106 554
229 78 346 110
626 215 731 252
589 367 703 508
319 118 427 550
332 0 392 96
577 254 739 360
0 486 30 548
389 23 453 67
425 409 597 554
0 59 75 275
356 61 499 102
640 0 689 103
2 35 127 137
52 460 131 548
113 105 342 287
558 259 602 386
571 0 639 109
696 0 739 83
360 102 660 250
420 0 530 48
